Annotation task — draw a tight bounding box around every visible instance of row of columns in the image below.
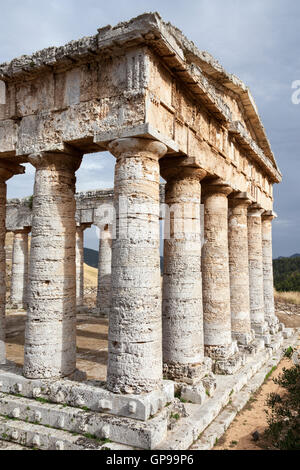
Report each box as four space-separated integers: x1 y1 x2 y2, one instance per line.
0 138 277 397
8 218 111 313
0 162 24 364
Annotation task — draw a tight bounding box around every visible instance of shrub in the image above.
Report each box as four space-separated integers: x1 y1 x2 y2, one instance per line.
264 365 300 450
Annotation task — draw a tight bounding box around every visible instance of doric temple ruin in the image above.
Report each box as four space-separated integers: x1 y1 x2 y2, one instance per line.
0 12 298 451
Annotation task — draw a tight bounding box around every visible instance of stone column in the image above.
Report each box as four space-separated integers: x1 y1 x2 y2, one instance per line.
10 228 30 309
23 151 82 379
202 179 242 374
262 211 278 332
75 224 91 308
0 163 24 364
248 205 269 340
97 224 112 317
107 137 167 394
228 194 253 345
160 160 208 383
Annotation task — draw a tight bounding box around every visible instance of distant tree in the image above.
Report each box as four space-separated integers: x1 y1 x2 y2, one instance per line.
273 256 300 292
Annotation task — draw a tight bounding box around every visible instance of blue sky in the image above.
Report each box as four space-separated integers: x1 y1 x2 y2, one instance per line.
1 0 299 256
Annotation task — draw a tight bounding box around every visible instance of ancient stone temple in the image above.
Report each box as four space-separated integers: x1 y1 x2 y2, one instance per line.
0 12 297 451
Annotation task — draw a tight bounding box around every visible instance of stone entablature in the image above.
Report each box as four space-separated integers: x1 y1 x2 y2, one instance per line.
6 186 168 231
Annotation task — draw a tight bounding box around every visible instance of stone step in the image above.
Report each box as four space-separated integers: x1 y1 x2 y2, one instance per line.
190 332 300 450
156 331 300 450
0 439 28 450
0 392 169 450
0 415 134 451
0 363 174 421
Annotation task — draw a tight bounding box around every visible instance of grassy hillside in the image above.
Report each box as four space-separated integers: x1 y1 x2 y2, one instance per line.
83 264 98 287
84 248 98 268
274 290 300 305
273 255 300 292
84 248 300 293
84 248 164 274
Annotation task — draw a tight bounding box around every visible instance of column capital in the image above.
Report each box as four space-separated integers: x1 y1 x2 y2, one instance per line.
248 203 265 217
202 178 233 198
262 210 277 221
108 137 167 160
228 191 253 209
28 150 82 172
160 157 206 182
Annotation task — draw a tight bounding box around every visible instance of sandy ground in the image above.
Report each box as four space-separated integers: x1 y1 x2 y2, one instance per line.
5 312 109 381
214 301 300 451
214 356 295 450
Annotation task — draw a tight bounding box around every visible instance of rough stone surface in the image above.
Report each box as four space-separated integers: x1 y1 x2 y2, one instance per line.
0 179 7 365
107 137 167 394
202 180 237 365
0 162 24 364
161 159 207 382
97 224 112 317
10 229 30 309
23 152 82 379
248 205 268 338
262 212 278 329
0 391 169 449
75 225 84 307
228 195 253 344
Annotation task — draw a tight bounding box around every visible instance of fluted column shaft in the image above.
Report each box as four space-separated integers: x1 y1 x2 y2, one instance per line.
23 152 82 379
97 224 112 317
262 212 277 327
10 229 30 309
107 137 167 394
161 161 206 382
202 181 236 359
228 196 252 344
248 205 267 335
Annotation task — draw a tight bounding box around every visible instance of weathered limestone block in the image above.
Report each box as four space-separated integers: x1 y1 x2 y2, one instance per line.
0 120 17 156
97 224 112 317
23 151 82 379
107 137 167 394
248 205 269 340
6 198 32 232
160 158 207 382
0 162 24 364
262 211 278 331
228 194 253 345
202 179 242 373
10 228 30 309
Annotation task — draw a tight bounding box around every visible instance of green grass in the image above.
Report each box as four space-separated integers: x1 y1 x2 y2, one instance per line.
264 366 277 383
